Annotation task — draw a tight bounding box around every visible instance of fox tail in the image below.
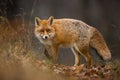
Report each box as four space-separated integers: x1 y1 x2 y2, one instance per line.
90 28 111 61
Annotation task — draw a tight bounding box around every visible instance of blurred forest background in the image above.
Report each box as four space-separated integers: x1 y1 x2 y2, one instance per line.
0 0 120 65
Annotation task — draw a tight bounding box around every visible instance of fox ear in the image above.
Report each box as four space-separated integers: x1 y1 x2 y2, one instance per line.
48 16 54 26
35 17 41 26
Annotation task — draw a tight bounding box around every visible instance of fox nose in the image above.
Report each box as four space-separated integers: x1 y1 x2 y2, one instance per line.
45 36 48 39
43 35 48 39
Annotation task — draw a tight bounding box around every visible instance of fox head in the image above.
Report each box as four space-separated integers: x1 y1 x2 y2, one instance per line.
34 16 55 41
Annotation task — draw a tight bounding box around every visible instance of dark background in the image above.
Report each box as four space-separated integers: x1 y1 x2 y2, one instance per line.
0 0 120 65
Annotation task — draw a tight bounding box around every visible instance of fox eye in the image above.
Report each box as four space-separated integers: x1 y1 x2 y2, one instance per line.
39 30 44 33
46 29 51 32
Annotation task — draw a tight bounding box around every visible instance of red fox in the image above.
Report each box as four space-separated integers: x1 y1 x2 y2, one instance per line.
34 16 111 66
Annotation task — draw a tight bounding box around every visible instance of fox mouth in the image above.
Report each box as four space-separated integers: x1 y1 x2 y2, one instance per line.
42 38 49 41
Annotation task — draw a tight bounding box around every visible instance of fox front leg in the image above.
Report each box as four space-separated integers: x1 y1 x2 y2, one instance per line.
51 46 59 64
44 45 52 60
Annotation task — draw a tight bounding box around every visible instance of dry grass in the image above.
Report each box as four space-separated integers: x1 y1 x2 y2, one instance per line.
0 16 66 80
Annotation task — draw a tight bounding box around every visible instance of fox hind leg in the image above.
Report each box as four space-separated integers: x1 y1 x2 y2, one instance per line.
82 52 92 67
71 45 81 66
78 45 92 67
